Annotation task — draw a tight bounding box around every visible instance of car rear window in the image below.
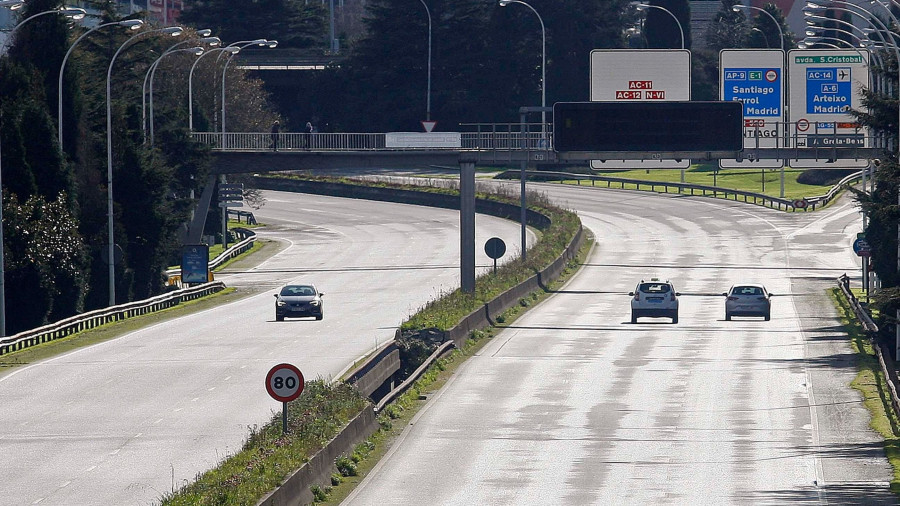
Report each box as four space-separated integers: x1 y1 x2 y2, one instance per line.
638 283 671 294
281 286 316 296
732 286 763 296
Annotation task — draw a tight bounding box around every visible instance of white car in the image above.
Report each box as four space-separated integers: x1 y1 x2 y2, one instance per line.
629 279 679 324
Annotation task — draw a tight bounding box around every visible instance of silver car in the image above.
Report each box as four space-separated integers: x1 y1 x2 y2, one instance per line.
724 284 771 321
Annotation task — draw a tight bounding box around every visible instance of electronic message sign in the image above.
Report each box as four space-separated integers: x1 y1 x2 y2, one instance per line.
787 50 869 168
719 49 784 168
590 49 691 169
553 102 743 154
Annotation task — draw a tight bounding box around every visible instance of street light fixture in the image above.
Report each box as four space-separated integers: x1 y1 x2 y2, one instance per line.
144 36 219 144
213 39 267 133
732 4 785 50
221 39 275 140
630 1 684 50
499 0 546 135
0 4 86 336
106 25 184 306
189 46 240 132
751 27 770 48
418 0 432 123
147 46 204 146
59 19 144 149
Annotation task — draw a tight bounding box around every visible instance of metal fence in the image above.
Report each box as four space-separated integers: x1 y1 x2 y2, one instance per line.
0 282 225 356
520 169 862 212
192 131 552 152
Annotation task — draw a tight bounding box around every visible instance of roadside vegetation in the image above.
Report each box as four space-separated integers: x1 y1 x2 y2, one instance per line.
830 287 900 494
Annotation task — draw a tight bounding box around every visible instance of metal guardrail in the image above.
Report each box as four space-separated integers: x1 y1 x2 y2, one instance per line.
165 228 256 282
837 277 900 418
0 282 226 356
522 169 862 212
3 230 257 356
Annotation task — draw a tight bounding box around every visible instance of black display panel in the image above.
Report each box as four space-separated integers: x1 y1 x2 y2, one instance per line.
553 101 744 153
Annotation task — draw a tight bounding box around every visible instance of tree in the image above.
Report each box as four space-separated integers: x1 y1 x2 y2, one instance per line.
179 0 328 50
704 0 746 54
643 0 692 50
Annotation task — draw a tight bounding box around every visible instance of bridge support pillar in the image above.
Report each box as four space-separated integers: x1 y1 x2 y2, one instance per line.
460 158 476 293
187 175 217 244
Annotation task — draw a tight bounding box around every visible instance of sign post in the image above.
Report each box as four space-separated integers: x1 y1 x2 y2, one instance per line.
484 237 506 274
266 363 305 434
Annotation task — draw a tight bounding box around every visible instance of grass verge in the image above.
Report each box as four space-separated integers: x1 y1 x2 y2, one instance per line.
551 165 834 200
830 287 900 494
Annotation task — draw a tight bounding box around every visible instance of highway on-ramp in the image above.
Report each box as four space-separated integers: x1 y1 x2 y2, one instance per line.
343 183 895 505
0 190 532 506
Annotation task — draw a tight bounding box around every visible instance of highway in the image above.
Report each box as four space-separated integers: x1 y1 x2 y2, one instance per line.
0 191 532 505
343 182 895 504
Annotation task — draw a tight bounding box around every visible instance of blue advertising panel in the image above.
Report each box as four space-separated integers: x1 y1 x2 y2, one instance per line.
181 244 209 284
722 67 781 117
805 67 852 114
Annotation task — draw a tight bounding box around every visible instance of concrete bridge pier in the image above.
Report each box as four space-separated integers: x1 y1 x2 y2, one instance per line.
460 156 476 294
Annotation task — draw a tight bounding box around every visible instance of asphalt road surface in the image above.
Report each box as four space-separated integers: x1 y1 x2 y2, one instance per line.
343 183 895 505
0 191 532 505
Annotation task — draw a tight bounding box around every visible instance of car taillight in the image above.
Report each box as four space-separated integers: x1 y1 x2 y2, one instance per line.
727 296 739 301
634 292 640 301
670 293 676 301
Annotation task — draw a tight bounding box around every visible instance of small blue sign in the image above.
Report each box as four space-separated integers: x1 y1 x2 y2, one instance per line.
181 245 210 284
806 67 851 114
723 67 781 117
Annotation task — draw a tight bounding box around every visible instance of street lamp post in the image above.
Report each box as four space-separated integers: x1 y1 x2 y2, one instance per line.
733 4 785 50
0 3 85 337
499 0 545 135
106 26 183 306
221 40 276 144
213 39 267 133
189 46 240 132
59 19 144 149
418 0 432 123
147 46 204 146
631 2 684 50
143 36 218 144
751 27 770 48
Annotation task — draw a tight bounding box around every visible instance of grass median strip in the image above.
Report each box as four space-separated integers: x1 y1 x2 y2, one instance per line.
830 287 900 494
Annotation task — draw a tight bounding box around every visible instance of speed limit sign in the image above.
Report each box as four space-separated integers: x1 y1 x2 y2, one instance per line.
266 363 305 402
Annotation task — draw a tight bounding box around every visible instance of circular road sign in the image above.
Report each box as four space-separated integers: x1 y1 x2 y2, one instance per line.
792 198 809 209
853 238 872 257
484 237 507 260
765 69 778 82
797 118 810 132
265 363 305 403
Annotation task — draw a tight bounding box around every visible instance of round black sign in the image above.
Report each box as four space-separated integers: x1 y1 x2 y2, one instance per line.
484 237 506 260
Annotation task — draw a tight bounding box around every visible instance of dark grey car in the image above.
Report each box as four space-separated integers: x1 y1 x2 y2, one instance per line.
274 284 324 321
724 284 771 321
